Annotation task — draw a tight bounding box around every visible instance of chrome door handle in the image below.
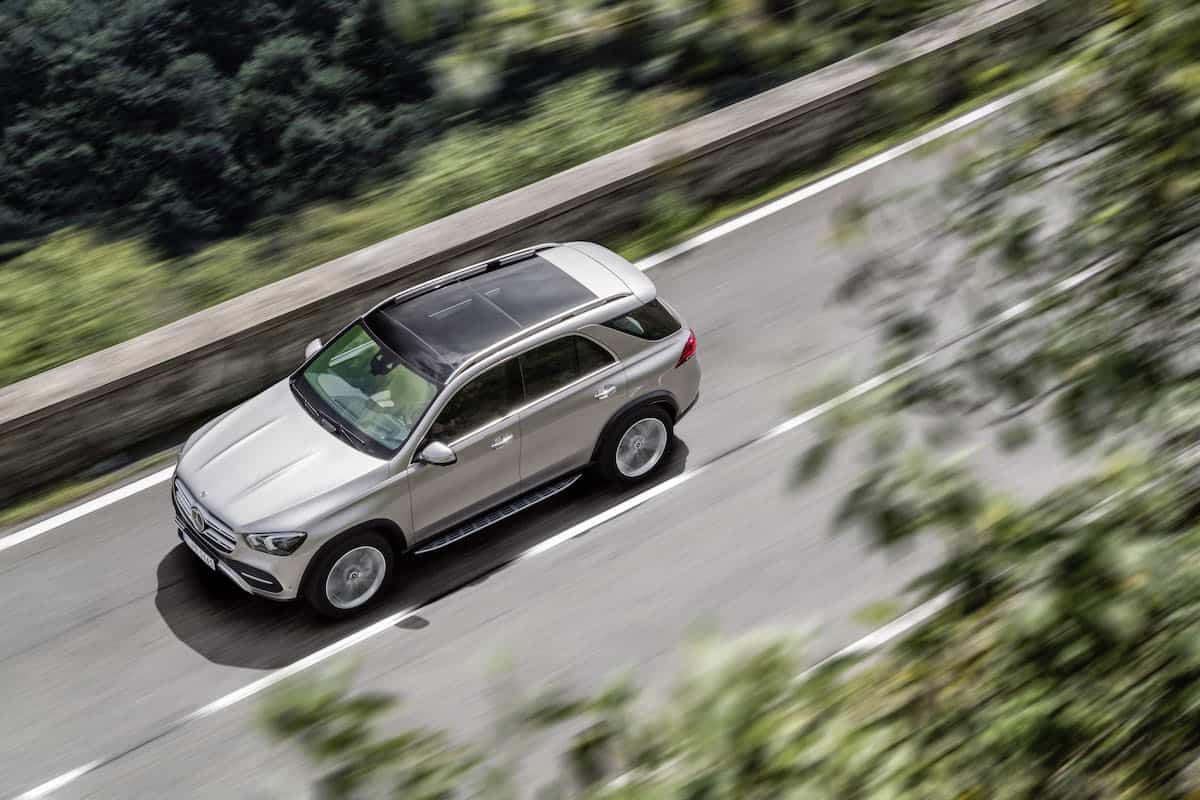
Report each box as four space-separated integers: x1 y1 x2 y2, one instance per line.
594 385 616 400
490 433 514 449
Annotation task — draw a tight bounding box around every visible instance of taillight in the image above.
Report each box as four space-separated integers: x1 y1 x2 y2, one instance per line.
676 328 697 367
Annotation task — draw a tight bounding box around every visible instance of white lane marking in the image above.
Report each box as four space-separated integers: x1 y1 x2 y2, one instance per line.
0 467 176 555
13 764 100 800
0 78 1048 557
801 591 955 678
632 72 1059 272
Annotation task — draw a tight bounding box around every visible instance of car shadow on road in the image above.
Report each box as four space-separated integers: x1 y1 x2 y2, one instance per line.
155 440 690 670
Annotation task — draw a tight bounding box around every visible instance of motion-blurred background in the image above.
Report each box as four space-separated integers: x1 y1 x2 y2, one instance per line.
9 0 1200 798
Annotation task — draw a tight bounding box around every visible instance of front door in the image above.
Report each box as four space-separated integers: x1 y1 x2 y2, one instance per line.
408 360 524 538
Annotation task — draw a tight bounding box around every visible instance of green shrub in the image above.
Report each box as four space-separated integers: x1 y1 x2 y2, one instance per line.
0 231 171 385
0 75 690 386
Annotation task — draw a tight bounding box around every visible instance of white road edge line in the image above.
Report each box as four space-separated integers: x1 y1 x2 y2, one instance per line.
0 467 176 555
0 74 1052 558
632 72 1057 272
12 80 1067 800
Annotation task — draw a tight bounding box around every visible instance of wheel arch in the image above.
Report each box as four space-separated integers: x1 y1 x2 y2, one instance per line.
298 518 408 595
590 390 678 463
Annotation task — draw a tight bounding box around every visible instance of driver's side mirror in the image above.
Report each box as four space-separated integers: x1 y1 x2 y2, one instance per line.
417 441 457 466
304 337 323 361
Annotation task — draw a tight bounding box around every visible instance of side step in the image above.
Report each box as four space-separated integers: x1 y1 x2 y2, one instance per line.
413 474 582 554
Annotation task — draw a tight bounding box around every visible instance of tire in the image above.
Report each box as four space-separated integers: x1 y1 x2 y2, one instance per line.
303 530 395 619
596 405 674 485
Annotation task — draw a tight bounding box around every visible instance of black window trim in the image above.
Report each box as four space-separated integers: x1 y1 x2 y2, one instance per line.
600 298 681 342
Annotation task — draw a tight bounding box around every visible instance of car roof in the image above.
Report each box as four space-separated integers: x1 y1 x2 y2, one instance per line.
363 245 635 384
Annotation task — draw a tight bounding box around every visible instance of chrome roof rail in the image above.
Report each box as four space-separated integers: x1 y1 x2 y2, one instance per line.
449 292 631 381
365 242 563 316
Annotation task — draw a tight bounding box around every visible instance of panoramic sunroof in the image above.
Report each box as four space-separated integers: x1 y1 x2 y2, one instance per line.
365 255 597 383
467 255 594 325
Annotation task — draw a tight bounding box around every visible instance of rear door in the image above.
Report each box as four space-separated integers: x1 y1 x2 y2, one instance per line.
517 334 626 487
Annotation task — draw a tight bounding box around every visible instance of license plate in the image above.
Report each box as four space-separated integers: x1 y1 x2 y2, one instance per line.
182 530 216 571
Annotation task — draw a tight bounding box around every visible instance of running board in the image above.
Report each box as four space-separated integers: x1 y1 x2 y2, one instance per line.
413 474 582 554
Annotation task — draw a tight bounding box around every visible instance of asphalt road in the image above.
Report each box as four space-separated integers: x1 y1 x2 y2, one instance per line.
0 106 1088 799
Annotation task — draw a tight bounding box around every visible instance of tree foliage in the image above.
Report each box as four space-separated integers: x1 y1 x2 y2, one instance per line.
263 456 1200 798
0 74 684 386
259 2 1200 796
1 0 960 254
820 0 1200 461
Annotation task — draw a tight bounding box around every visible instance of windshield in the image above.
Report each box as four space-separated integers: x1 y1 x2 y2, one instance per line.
300 324 438 452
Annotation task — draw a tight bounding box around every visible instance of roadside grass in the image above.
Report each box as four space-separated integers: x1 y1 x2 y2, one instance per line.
0 449 178 532
0 77 697 388
0 66 1050 531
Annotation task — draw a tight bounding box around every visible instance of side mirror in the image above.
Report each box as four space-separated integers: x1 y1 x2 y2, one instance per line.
304 338 323 361
417 441 457 466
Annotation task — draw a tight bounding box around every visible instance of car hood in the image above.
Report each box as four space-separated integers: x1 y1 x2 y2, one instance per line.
175 380 385 529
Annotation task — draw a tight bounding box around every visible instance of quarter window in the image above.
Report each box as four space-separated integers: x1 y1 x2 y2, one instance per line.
521 336 615 400
602 299 681 340
427 361 521 443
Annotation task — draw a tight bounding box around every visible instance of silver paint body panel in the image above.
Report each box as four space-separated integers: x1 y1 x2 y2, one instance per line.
174 242 700 600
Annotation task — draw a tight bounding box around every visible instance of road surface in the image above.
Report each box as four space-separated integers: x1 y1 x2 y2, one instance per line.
0 101 1086 799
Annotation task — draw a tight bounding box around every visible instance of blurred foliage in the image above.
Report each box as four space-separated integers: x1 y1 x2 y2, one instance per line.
0 229 172 385
264 457 1200 797
818 0 1200 463
0 0 983 387
257 2 1200 796
1 0 960 255
0 75 685 384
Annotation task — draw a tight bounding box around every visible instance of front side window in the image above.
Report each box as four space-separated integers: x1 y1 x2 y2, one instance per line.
300 324 438 452
521 335 615 400
427 361 521 444
602 299 681 340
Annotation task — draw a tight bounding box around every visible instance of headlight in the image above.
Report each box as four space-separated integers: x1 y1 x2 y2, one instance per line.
244 531 307 556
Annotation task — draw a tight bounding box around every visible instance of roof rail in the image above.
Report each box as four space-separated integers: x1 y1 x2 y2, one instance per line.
450 292 631 380
366 243 562 317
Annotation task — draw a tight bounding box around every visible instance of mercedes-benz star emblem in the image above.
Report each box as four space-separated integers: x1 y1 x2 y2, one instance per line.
190 506 204 531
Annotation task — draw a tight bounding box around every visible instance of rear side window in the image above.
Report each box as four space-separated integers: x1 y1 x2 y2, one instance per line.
602 299 681 340
521 335 615 399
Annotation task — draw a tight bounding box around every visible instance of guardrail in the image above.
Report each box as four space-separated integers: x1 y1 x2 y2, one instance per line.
0 0 1069 504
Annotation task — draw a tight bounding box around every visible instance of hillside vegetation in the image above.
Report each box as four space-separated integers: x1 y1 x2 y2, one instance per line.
0 0 965 386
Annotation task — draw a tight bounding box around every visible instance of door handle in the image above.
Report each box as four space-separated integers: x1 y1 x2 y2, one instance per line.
594 385 616 400
490 433 514 449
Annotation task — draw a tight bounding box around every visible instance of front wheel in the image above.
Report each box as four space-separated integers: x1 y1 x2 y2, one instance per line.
303 531 394 618
596 406 674 485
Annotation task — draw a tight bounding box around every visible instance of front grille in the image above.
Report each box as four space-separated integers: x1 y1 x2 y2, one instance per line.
173 479 237 553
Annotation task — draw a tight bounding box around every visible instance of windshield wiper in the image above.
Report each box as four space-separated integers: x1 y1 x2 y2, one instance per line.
292 383 369 449
325 415 368 448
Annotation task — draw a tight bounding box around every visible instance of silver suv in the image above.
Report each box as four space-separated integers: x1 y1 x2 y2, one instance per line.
172 242 700 616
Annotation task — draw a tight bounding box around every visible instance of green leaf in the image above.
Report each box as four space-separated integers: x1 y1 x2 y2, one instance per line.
854 601 900 628
793 436 836 486
996 420 1035 451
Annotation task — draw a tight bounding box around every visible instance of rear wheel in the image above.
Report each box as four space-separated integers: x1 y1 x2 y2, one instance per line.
304 531 394 618
596 406 674 485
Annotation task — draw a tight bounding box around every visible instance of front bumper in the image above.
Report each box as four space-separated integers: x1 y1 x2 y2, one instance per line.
173 475 309 600
176 524 295 601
